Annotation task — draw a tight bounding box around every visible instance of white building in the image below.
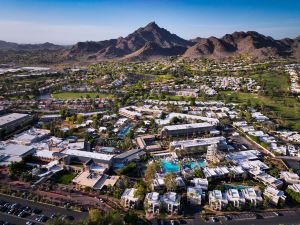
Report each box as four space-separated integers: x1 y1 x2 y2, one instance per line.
250 170 283 189
144 192 161 214
161 192 181 214
288 183 300 193
121 188 140 208
208 190 228 211
191 178 208 190
187 187 204 205
280 171 300 184
161 122 214 137
226 189 245 208
240 188 263 206
263 186 286 206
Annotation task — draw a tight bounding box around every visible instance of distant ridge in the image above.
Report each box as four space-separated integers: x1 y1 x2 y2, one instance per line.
0 22 299 63
66 22 300 61
0 40 66 51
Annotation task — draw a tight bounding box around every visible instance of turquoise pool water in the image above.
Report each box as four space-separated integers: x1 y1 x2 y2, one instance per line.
224 184 249 190
161 160 206 173
117 123 133 139
161 160 180 173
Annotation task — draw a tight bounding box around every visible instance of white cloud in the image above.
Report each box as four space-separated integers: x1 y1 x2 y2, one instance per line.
0 20 125 44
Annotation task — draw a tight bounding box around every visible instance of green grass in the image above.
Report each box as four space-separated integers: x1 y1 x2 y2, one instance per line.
52 92 113 99
54 171 77 185
153 74 174 83
69 162 84 168
221 91 300 131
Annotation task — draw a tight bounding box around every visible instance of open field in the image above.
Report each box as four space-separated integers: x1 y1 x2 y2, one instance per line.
221 91 300 131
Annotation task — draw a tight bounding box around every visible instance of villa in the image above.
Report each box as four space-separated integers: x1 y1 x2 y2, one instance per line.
288 183 300 193
144 192 161 214
152 173 166 191
250 170 283 189
191 178 208 190
240 188 263 206
121 188 140 209
208 190 228 211
187 186 204 205
280 171 300 184
170 136 227 153
263 186 286 206
203 166 229 179
226 189 246 208
162 192 181 214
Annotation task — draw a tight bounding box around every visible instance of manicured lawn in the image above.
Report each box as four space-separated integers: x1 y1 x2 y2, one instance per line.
52 92 113 99
220 91 300 131
53 171 77 185
153 74 174 83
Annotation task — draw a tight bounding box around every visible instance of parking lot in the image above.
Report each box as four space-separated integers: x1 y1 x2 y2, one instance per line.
0 194 88 225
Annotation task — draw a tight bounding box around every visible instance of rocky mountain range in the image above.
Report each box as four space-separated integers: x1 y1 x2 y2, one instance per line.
0 22 299 63
0 40 66 51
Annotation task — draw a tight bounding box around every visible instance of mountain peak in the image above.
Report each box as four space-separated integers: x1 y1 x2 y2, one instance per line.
145 21 159 29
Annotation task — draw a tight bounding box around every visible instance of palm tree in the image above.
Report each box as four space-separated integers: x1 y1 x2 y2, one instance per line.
228 172 234 183
164 173 176 192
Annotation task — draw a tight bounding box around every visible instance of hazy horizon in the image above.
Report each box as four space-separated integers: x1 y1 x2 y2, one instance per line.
0 0 299 45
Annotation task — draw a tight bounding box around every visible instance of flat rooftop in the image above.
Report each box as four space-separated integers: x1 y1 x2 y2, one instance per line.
0 143 34 156
0 113 30 127
171 136 225 148
62 149 115 162
163 122 212 131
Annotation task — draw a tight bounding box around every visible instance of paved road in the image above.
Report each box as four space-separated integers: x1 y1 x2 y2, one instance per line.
172 210 300 225
0 194 88 225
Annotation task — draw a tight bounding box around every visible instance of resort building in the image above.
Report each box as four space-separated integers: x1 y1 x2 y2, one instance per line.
226 189 246 208
288 183 300 193
208 190 228 211
280 171 300 184
121 188 140 209
250 170 283 189
112 149 145 168
263 186 286 206
203 166 229 179
152 173 165 191
61 149 115 169
161 192 181 214
72 171 108 190
119 107 142 120
240 160 269 171
170 136 227 153
191 178 209 190
0 113 33 134
228 166 247 179
175 89 199 98
0 143 35 166
161 122 214 137
187 187 204 205
226 150 261 164
144 192 161 214
206 144 220 163
136 135 161 152
240 188 263 206
12 128 50 145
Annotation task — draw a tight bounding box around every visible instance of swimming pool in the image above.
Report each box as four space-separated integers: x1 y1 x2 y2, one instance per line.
117 123 133 139
161 159 206 173
224 184 249 190
161 160 180 173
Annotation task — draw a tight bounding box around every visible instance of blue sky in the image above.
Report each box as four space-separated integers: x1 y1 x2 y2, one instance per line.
0 0 299 44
